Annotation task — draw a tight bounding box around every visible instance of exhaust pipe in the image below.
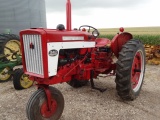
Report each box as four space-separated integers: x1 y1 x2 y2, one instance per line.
66 0 71 31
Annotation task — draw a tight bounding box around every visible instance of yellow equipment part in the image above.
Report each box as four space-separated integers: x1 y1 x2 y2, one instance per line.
20 74 34 89
4 40 21 61
0 67 11 81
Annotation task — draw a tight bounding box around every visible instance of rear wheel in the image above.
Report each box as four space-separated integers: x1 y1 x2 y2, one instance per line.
26 87 64 120
67 79 88 88
0 34 21 61
13 68 33 90
115 39 145 100
0 67 12 82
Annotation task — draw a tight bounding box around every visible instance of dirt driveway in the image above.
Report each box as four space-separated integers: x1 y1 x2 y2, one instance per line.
0 64 160 120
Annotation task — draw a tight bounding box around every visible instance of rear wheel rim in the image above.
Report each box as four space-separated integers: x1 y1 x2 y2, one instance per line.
0 67 11 81
4 40 21 61
131 50 144 92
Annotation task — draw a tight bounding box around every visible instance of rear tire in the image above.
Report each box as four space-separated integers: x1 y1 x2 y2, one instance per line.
67 79 88 88
0 34 20 61
13 68 33 90
115 39 145 100
26 86 64 120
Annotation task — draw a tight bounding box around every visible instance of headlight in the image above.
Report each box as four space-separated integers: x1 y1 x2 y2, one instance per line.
92 30 99 37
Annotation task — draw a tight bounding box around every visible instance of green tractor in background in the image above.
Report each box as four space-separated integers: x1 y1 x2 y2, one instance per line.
0 34 33 90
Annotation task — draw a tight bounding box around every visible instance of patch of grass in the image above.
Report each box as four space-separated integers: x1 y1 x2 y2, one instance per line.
99 34 160 45
98 27 160 45
134 34 160 45
99 27 160 35
99 34 115 40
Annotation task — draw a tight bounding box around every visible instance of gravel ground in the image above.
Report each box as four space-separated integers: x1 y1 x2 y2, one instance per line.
0 64 160 120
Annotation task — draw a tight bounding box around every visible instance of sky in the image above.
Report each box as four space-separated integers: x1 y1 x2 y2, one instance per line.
45 0 160 29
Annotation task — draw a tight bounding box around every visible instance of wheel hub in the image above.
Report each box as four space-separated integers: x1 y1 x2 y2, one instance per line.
41 99 57 118
4 40 21 61
20 74 33 88
0 67 11 81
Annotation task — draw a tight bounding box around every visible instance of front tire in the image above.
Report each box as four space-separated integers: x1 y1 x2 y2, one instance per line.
26 86 64 120
13 68 33 90
115 39 145 100
0 67 12 82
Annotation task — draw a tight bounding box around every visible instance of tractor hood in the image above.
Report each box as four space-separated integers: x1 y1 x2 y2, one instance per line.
20 28 94 42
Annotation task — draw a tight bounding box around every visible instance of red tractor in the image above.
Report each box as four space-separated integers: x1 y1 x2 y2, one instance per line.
20 0 145 119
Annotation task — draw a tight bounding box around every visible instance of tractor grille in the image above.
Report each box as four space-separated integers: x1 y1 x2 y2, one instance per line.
22 34 44 75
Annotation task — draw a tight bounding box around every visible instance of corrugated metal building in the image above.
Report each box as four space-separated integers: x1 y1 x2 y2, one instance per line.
0 0 46 35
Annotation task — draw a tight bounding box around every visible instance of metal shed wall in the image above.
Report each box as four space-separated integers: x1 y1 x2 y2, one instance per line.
0 0 46 35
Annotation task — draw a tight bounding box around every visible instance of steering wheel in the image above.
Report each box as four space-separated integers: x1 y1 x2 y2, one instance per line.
79 25 100 38
79 25 97 32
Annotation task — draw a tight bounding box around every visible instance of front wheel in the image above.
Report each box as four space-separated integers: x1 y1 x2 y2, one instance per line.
13 68 33 90
26 86 64 120
0 67 12 82
115 39 145 100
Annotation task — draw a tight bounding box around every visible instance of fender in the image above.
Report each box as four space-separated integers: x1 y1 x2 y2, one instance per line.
111 32 133 58
95 38 111 47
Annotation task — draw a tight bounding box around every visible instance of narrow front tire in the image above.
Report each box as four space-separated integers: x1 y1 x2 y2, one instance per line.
26 86 64 120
